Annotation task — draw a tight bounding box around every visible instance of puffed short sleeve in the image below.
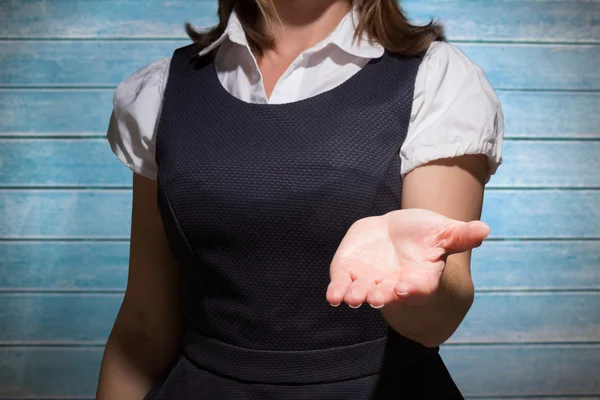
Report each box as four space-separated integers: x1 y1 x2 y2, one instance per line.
106 58 170 180
401 41 504 182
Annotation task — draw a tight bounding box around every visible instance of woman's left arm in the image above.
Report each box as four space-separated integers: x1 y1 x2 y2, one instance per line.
381 153 488 347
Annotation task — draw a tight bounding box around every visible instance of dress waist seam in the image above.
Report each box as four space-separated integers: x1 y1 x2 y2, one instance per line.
182 328 438 384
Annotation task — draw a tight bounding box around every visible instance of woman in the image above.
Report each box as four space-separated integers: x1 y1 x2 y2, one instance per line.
97 0 503 398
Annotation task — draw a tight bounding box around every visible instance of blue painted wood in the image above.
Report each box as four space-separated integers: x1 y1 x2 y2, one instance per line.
0 294 121 343
0 139 130 187
0 40 185 86
462 44 600 91
480 190 600 239
3 90 597 138
0 190 132 238
2 42 598 90
472 241 600 290
452 292 600 343
497 91 600 138
1 293 598 343
0 345 598 397
3 139 600 188
0 90 113 135
440 344 600 396
0 347 102 398
0 242 128 290
495 141 600 188
1 0 597 42
2 190 598 239
2 241 599 291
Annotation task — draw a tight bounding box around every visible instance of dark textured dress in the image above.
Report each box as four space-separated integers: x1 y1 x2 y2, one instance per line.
144 44 464 399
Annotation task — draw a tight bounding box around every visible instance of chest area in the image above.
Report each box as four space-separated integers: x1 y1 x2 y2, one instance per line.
155 101 407 245
214 40 369 104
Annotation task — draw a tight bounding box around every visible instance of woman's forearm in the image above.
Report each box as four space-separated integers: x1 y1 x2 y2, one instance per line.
380 254 475 348
96 315 181 399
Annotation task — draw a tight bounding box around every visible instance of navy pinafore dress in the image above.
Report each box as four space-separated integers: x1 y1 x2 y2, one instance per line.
144 44 464 399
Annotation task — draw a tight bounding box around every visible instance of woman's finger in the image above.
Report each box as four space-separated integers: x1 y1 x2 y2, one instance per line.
366 279 397 308
438 220 490 255
326 270 353 306
344 277 376 308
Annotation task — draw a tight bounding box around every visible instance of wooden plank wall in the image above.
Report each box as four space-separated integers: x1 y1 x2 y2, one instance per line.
1 0 599 398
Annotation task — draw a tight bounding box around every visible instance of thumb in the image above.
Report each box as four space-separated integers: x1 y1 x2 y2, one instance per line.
438 220 490 254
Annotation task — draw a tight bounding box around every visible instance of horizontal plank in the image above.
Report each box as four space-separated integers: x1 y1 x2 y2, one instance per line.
452 293 600 343
463 44 599 91
3 139 600 188
0 90 113 135
495 141 600 188
0 139 129 187
1 189 599 239
0 345 598 397
0 347 103 398
1 241 599 291
0 40 184 87
498 91 599 138
0 292 598 343
2 90 598 138
1 0 597 42
471 241 600 291
482 190 600 239
0 190 132 238
1 42 598 90
440 345 600 397
0 242 129 290
0 294 121 343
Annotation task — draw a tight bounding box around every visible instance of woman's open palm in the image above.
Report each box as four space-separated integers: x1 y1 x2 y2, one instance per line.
326 208 490 308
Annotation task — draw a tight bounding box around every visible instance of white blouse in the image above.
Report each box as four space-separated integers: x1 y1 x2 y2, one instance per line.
107 8 504 182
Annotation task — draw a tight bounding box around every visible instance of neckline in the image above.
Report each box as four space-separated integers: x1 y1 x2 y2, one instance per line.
204 52 386 109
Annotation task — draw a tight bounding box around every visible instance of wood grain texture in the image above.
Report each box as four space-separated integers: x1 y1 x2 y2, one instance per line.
0 347 103 398
497 91 599 138
0 242 129 291
3 90 597 138
3 139 600 188
2 189 599 239
0 90 114 135
2 41 598 90
440 344 600 397
0 294 121 343
1 0 597 42
0 139 130 187
471 241 600 291
0 345 598 397
2 241 599 291
1 293 599 344
0 190 132 238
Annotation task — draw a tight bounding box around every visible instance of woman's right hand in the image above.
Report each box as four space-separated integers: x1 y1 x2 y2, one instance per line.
96 173 183 399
